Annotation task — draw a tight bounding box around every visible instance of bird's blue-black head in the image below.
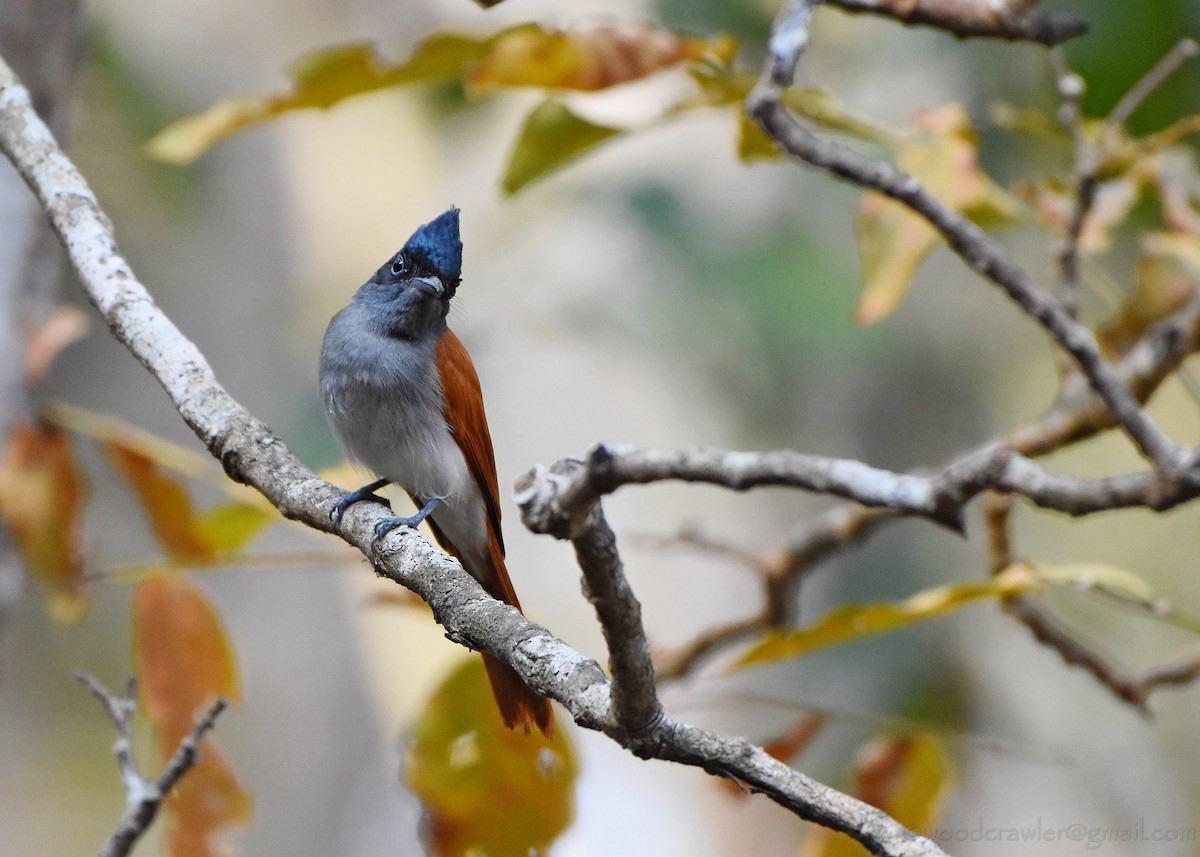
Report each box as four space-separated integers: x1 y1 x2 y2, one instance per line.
403 207 462 286
355 207 463 341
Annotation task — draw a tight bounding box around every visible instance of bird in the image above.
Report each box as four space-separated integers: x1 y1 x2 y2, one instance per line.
319 207 553 735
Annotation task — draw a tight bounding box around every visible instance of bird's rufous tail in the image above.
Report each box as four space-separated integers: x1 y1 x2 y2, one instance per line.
425 512 554 736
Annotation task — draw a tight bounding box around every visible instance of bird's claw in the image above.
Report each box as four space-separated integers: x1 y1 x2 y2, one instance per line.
330 479 393 525
371 496 444 545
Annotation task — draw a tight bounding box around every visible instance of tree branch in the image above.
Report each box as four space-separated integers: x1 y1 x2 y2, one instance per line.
515 460 947 856
982 492 1199 711
650 281 1200 682
0 53 949 857
516 458 664 734
746 0 1193 477
76 672 227 857
511 441 1200 533
825 0 1088 45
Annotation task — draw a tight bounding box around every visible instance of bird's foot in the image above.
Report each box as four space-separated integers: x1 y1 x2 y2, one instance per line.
372 496 444 544
330 478 392 525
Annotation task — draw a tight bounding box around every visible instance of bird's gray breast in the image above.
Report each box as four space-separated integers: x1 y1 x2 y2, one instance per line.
320 309 470 500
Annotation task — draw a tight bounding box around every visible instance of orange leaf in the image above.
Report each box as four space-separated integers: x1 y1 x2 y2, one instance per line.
471 23 735 92
166 740 253 857
104 441 216 564
1099 251 1195 356
801 734 951 857
721 714 826 797
133 573 240 723
405 658 577 857
0 422 87 622
25 306 88 385
133 573 249 857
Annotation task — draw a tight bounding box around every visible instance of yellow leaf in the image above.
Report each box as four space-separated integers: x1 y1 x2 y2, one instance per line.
801 735 951 857
690 65 895 149
405 658 577 857
148 25 734 165
1143 231 1200 272
471 23 735 93
46 402 219 483
104 441 217 564
737 110 781 161
0 422 87 622
734 565 1041 669
502 99 623 195
147 33 498 164
1034 561 1200 632
192 500 276 555
133 573 250 857
855 104 1020 324
988 101 1072 143
1099 250 1195 356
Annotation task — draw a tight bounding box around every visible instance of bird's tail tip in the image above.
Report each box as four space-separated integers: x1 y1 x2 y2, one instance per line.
483 653 555 737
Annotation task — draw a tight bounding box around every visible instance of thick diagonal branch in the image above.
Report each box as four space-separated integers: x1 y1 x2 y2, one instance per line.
0 55 947 857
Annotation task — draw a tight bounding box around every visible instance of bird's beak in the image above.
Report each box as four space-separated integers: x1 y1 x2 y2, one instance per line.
411 276 444 297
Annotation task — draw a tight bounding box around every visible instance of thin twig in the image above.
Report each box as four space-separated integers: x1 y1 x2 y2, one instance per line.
656 614 769 681
982 491 1196 711
1050 48 1093 318
76 671 227 857
1106 38 1200 130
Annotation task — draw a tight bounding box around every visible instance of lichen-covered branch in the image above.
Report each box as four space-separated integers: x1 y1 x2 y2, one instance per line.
0 54 949 857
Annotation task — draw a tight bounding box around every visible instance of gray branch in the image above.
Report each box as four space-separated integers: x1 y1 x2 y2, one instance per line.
515 462 945 856
826 0 1088 45
513 441 1200 532
76 672 227 857
0 54 949 857
747 0 1194 478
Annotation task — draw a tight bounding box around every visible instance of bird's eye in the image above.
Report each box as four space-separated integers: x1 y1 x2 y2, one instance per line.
390 257 406 276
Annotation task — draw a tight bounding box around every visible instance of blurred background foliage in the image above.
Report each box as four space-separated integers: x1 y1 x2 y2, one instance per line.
2 0 1199 855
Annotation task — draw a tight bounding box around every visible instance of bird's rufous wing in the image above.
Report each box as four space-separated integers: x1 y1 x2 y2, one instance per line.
432 330 553 734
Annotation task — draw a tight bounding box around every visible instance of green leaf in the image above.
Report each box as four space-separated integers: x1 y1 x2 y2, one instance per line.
502 99 623 195
405 658 577 857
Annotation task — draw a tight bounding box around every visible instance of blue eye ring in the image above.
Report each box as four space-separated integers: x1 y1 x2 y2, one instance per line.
390 256 406 276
